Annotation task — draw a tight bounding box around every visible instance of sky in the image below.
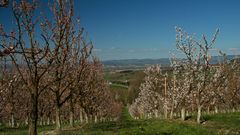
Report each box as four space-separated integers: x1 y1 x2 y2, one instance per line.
1 0 240 60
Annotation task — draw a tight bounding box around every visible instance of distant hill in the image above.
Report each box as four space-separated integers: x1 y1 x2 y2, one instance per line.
103 58 170 67
102 55 239 70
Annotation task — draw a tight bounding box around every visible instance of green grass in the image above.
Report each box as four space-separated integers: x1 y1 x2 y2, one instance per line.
59 108 218 135
1 111 240 135
61 119 216 135
202 112 240 134
0 125 55 135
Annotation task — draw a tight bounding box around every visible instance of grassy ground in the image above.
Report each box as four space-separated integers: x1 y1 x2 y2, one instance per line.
1 109 240 135
202 112 240 134
61 108 217 135
0 125 55 135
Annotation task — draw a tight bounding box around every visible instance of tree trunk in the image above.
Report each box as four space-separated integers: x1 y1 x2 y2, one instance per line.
154 110 158 118
232 108 235 112
70 111 74 127
28 95 38 135
207 106 210 114
164 106 168 119
164 77 168 119
214 106 218 114
55 105 61 132
170 106 174 119
79 109 83 123
43 120 45 126
11 114 14 128
40 117 43 126
94 115 97 123
25 117 28 126
85 112 88 123
89 115 93 123
47 117 50 125
181 107 185 121
69 100 74 127
197 105 201 124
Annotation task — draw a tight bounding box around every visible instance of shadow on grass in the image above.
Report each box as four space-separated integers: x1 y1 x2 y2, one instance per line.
88 120 147 132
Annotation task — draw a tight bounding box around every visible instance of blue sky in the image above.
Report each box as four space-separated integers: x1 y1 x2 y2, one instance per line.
1 0 240 60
